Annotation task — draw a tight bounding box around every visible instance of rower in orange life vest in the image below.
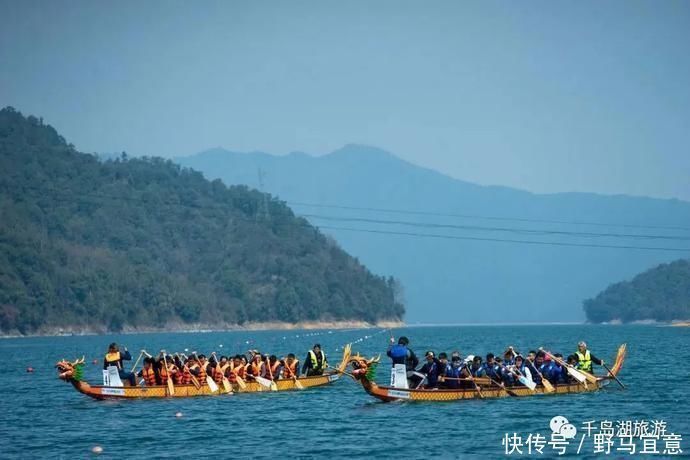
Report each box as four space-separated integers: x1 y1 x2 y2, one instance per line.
103 342 136 386
267 355 280 380
248 353 266 378
302 344 327 376
280 353 299 379
190 354 209 385
156 353 177 385
137 357 157 386
213 356 229 385
228 355 247 383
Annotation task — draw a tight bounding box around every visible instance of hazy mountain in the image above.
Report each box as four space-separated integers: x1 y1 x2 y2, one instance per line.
177 144 690 323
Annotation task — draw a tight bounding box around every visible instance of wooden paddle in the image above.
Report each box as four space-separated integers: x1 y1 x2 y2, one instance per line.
161 351 175 396
175 353 201 389
265 357 278 391
541 349 595 385
529 361 554 393
462 362 484 398
130 350 145 373
506 366 537 391
211 353 233 394
602 362 625 389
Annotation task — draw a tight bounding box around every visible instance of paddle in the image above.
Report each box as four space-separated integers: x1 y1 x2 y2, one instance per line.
506 365 537 391
130 350 145 373
462 361 484 399
488 377 518 397
540 349 594 385
211 352 233 394
175 353 201 389
529 361 554 393
161 351 175 396
602 362 625 389
264 356 278 391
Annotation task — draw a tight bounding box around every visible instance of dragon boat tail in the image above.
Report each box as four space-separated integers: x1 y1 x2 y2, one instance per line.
346 344 626 402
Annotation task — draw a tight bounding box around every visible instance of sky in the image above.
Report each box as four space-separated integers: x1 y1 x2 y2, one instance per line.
1 1 689 201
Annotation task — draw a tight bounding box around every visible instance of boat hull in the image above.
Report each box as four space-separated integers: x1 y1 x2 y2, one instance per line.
67 373 341 400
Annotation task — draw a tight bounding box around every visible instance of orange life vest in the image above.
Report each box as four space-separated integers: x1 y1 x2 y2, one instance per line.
282 360 298 379
141 367 156 386
250 361 264 377
196 362 207 385
269 361 280 379
213 364 226 384
159 364 169 384
229 363 246 382
181 366 192 385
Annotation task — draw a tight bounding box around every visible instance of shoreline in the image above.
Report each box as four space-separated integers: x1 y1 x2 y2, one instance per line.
0 319 405 339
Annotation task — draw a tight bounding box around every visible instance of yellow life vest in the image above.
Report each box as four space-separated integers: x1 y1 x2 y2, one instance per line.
576 350 592 372
105 351 121 369
308 350 326 370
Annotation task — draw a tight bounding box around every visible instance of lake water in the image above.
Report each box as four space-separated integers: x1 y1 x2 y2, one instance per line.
1 325 688 459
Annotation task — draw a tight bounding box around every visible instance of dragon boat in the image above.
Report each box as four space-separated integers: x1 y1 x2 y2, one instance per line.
346 344 627 402
55 348 351 400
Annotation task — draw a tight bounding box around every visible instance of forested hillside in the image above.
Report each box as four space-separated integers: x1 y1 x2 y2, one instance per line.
0 107 403 334
583 259 690 323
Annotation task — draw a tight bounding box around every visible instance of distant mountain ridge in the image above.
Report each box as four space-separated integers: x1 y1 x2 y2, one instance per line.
178 145 690 323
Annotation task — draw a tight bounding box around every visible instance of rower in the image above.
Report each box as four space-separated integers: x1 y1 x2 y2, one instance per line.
482 353 501 383
103 342 135 386
512 355 533 386
137 357 157 386
546 353 567 384
440 353 462 389
417 351 441 389
575 341 603 374
470 356 485 377
281 353 299 379
302 344 327 377
249 353 265 378
268 355 280 380
503 347 516 366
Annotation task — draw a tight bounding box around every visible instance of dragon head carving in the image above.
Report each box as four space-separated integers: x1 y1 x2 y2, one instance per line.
55 357 85 381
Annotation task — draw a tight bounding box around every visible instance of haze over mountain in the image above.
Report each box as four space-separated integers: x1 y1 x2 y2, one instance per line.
178 145 690 323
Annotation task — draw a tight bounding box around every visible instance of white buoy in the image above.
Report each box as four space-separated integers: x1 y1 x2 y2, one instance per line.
219 344 223 348
175 412 183 418
184 348 189 352
91 445 103 455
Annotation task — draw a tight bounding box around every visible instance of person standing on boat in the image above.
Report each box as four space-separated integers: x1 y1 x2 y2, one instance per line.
103 342 136 386
302 344 327 376
575 341 603 373
387 336 419 375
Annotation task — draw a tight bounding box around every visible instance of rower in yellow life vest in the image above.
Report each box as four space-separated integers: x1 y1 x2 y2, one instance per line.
302 344 327 376
575 341 603 373
103 342 136 386
280 353 299 379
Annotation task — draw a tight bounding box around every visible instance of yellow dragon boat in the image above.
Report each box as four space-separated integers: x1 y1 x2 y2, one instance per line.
346 344 626 402
55 348 351 400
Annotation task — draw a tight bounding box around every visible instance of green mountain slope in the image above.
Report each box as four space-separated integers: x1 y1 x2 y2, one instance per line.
0 107 403 334
583 259 690 323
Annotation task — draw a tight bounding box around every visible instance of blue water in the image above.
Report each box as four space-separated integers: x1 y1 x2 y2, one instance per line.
0 325 688 459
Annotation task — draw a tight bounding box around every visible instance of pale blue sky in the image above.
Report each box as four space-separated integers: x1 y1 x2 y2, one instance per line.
1 1 689 200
